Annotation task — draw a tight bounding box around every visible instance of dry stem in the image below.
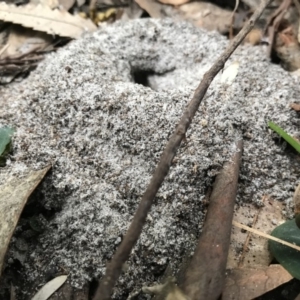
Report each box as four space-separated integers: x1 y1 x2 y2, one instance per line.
181 140 243 300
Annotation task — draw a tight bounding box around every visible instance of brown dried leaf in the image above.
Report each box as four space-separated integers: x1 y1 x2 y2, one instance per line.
245 28 263 45
0 166 51 275
227 198 285 269
134 0 165 18
1 25 53 59
275 28 300 71
157 0 189 6
0 2 97 39
223 265 293 300
290 102 300 111
58 0 75 11
178 2 232 34
30 0 59 9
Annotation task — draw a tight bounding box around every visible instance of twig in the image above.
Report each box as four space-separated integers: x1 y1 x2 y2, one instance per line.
233 220 300 252
264 0 292 57
229 0 240 39
180 140 243 300
293 0 300 14
93 1 273 299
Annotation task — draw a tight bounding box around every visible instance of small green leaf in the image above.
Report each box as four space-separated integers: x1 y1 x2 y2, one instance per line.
269 219 300 279
268 121 300 154
0 127 14 155
0 126 15 166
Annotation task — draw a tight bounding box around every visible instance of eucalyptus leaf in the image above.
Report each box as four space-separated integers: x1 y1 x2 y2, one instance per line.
268 121 300 154
269 219 300 279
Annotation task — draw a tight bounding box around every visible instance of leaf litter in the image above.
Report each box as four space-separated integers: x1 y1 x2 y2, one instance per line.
0 2 97 39
0 19 300 297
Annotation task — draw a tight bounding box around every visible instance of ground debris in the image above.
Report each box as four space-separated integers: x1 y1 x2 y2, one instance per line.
0 18 299 298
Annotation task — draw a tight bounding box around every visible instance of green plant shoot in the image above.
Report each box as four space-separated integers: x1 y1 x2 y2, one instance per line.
268 121 300 154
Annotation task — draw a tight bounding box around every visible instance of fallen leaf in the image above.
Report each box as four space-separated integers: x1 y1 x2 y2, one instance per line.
232 220 300 252
32 275 68 300
245 28 263 45
0 166 51 275
30 0 59 9
223 265 293 300
0 2 97 39
58 0 75 11
0 25 53 59
120 0 143 21
290 102 300 111
275 28 300 72
221 61 239 85
178 2 232 34
227 198 285 269
157 0 189 6
134 0 165 18
76 0 85 7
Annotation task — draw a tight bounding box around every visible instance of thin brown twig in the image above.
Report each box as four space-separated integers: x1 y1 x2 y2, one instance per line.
293 0 300 14
229 0 240 39
180 140 243 300
93 1 273 299
264 0 292 57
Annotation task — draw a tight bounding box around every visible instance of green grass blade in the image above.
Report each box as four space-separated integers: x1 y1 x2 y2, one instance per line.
268 121 300 154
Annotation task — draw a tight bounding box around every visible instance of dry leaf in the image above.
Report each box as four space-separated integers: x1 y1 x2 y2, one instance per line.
32 275 68 300
0 2 97 39
157 0 189 6
134 0 165 18
275 28 300 72
223 265 293 300
58 0 75 11
30 0 59 9
0 166 51 275
290 102 300 111
120 0 143 21
245 28 263 45
178 2 232 34
221 61 239 85
227 198 285 269
0 25 53 59
76 0 85 7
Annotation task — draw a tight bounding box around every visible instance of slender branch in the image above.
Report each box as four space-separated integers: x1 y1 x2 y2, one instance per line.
265 0 291 57
93 1 273 299
180 140 243 300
